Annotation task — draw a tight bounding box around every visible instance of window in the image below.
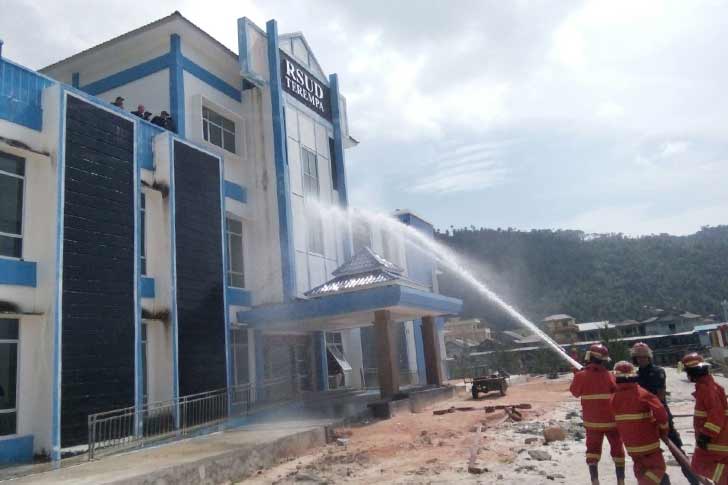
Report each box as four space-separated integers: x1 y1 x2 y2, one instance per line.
302 147 324 254
202 107 236 153
232 328 249 385
140 193 147 275
0 319 18 436
325 332 344 355
0 152 24 259
226 217 245 288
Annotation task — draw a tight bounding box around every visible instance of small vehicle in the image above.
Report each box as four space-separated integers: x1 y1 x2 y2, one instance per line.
470 373 508 399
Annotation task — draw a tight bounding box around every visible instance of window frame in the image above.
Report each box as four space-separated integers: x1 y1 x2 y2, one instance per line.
231 327 249 386
301 147 324 255
0 319 19 437
0 152 26 260
226 216 246 289
202 106 237 154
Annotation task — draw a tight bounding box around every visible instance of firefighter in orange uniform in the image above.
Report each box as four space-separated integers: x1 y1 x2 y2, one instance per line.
570 344 626 485
681 352 728 484
611 360 671 484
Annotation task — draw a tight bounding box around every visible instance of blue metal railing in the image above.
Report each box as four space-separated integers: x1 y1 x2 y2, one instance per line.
0 58 54 131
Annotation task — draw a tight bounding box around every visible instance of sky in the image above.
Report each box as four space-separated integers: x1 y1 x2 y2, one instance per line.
2 0 727 236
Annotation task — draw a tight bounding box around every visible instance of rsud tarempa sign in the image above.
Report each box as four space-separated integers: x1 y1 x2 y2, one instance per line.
280 52 332 122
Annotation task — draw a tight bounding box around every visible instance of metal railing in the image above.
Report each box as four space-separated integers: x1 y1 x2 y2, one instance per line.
87 376 306 460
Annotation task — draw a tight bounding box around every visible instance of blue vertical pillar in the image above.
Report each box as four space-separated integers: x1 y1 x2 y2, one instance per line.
413 319 427 384
133 124 143 437
71 72 79 89
266 19 297 301
169 34 185 136
314 331 328 392
328 73 351 261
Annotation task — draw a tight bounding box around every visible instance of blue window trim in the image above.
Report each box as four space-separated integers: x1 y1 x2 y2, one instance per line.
0 258 36 287
227 286 251 307
140 276 155 299
224 180 247 203
266 19 297 301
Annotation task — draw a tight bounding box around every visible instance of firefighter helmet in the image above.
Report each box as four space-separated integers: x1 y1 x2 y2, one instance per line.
585 343 610 362
613 360 637 379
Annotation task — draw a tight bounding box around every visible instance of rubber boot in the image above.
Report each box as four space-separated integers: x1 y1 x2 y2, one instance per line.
660 473 671 485
616 465 625 485
589 464 599 485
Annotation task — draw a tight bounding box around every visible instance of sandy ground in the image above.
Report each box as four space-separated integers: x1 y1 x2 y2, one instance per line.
242 368 728 485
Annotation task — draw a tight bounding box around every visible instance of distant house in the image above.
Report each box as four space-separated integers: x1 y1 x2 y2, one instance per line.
543 314 578 343
444 317 492 347
576 321 613 341
613 320 646 338
643 311 705 335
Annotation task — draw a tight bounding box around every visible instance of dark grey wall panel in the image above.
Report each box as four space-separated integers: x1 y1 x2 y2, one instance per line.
173 141 227 396
61 95 135 446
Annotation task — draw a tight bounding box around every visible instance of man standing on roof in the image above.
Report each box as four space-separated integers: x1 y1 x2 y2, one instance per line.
612 360 671 484
570 343 626 485
681 352 728 484
632 342 699 484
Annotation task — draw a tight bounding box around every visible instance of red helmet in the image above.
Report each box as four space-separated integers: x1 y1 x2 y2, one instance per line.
613 360 637 378
680 353 705 369
630 342 653 359
586 343 610 362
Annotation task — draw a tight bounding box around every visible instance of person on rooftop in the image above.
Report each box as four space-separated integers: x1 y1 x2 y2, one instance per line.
112 96 124 108
131 104 146 118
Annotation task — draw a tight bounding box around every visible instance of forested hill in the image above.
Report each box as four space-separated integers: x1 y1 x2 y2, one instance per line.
435 225 728 330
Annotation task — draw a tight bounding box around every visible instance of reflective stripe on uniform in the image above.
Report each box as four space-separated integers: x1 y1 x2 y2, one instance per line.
625 441 660 453
694 410 728 417
615 412 651 421
586 453 601 460
714 463 726 483
613 456 626 465
583 421 617 429
707 443 728 453
581 394 612 400
659 423 668 430
705 422 722 434
644 470 661 483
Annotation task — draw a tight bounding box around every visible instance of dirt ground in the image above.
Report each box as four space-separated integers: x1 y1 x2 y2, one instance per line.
243 368 723 484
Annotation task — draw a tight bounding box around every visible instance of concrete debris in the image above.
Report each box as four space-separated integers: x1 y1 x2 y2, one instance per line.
524 437 539 444
516 403 533 410
335 438 348 446
468 463 489 474
528 449 552 461
504 406 523 421
543 426 566 443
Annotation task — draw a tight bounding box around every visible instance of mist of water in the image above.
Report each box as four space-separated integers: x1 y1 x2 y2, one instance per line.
316 203 583 371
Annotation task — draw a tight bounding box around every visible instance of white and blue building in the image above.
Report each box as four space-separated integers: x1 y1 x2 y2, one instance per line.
0 12 461 464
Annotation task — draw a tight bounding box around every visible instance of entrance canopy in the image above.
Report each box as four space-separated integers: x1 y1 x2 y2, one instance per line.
236 248 462 331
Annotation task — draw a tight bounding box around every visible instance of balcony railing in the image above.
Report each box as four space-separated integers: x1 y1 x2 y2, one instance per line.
87 375 305 460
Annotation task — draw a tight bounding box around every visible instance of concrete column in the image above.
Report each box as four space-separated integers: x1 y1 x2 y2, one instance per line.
422 316 444 386
374 310 399 398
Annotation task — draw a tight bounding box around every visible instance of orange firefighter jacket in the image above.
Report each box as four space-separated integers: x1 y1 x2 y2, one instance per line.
692 374 728 456
570 363 617 430
611 381 668 456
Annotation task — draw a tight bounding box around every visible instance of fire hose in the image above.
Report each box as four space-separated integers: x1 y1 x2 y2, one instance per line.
660 436 713 485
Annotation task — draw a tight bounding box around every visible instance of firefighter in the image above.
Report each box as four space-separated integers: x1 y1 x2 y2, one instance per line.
681 352 728 484
611 360 671 484
570 343 626 485
632 342 698 484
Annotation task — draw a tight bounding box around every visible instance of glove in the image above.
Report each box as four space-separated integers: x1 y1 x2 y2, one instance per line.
697 433 711 450
659 426 669 439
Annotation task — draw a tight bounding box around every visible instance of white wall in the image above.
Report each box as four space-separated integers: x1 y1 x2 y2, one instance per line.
145 320 173 403
96 69 170 119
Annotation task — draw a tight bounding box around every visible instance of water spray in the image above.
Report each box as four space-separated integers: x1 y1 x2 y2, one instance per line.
316 203 583 371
